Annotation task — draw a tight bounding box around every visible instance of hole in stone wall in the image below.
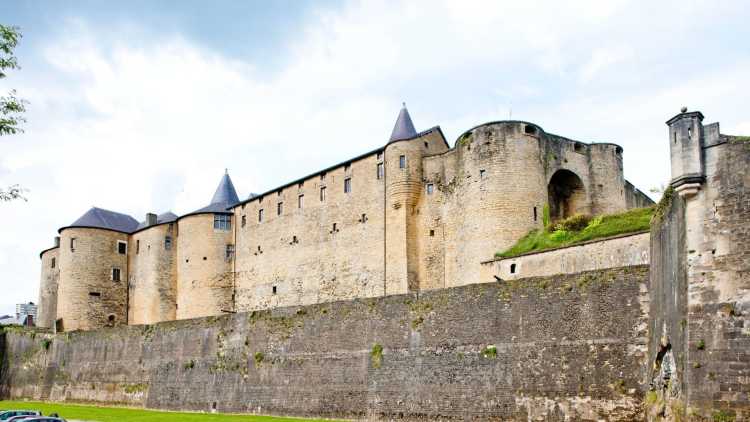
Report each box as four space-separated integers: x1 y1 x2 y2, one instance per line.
510 264 516 274
533 207 537 221
429 230 435 237
574 143 584 153
89 292 101 297
203 257 207 261
548 169 586 222
524 125 537 135
272 286 277 295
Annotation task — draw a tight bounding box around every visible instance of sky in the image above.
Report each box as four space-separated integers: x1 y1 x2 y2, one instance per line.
1 0 749 316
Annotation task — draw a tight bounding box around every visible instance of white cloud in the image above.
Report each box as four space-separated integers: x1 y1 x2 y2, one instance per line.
0 0 749 314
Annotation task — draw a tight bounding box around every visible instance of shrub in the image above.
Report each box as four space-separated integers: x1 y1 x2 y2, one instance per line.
482 345 497 358
371 343 383 368
551 214 592 232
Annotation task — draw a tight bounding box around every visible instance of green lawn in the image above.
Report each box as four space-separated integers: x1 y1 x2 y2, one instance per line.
496 206 655 258
0 401 338 422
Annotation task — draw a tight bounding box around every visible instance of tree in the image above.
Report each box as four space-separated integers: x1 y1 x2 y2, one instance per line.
0 24 27 202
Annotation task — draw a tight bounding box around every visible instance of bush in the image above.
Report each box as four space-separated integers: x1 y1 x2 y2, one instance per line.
549 213 592 232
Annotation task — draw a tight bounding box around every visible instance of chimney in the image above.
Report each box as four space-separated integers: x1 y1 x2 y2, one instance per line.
146 213 158 227
54 236 60 248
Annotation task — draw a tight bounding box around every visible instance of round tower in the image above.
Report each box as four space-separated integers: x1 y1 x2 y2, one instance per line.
37 237 60 329
175 172 239 320
384 104 425 294
57 208 138 331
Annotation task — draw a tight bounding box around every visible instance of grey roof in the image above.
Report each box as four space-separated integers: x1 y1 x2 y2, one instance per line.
135 211 178 231
182 171 240 217
389 103 417 142
62 207 140 234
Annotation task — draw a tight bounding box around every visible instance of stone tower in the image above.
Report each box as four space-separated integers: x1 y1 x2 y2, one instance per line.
666 108 705 194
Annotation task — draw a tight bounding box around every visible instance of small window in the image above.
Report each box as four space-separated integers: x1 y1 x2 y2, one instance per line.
51 257 56 269
277 189 282 197
89 292 101 298
117 241 127 255
112 268 121 282
673 131 677 144
429 229 435 237
479 169 486 180
687 126 692 140
272 285 277 295
241 215 247 227
377 162 384 180
524 125 536 135
165 236 172 250
320 186 326 202
399 155 406 169
259 209 264 222
332 222 338 232
533 207 538 222
360 213 367 223
344 163 351 172
259 195 264 203
226 244 235 261
213 214 231 230
426 183 434 195
107 314 115 324
574 143 584 153
277 202 283 216
377 151 383 160
70 237 76 251
298 181 304 188
344 178 352 193
320 172 326 181
136 240 140 254
510 263 516 274
424 141 429 148
298 194 304 209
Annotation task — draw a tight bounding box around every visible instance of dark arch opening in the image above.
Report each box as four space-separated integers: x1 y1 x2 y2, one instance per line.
547 169 586 221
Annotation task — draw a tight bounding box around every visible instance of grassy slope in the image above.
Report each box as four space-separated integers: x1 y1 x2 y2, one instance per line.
496 206 654 258
0 401 337 422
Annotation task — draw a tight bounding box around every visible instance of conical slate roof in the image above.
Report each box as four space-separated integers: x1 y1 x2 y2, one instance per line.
63 207 140 233
184 171 240 215
389 103 417 142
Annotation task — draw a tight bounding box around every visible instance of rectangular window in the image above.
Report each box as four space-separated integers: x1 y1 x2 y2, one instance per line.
89 292 101 298
377 162 384 180
213 214 231 230
298 194 304 209
226 244 235 261
272 285 277 295
426 183 434 195
117 240 127 255
320 186 326 202
344 163 351 172
399 155 406 169
51 257 56 269
377 151 383 160
298 181 304 188
277 189 282 197
320 172 326 181
70 237 76 251
533 207 537 222
277 202 283 216
112 268 121 282
424 141 429 148
165 236 172 250
258 209 264 222
241 215 246 227
480 169 486 179
136 240 140 254
344 178 352 193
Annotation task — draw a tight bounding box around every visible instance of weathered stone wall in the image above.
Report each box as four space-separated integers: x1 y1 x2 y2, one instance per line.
481 232 650 282
37 247 59 329
176 214 234 320
129 223 177 325
3 266 650 421
57 228 129 331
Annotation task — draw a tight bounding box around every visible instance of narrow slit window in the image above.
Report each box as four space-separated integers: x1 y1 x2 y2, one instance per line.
51 257 56 268
533 207 538 222
510 263 516 274
399 155 406 169
89 292 101 298
259 208 264 223
344 178 352 193
136 240 140 254
688 126 692 140
272 285 277 295
480 169 486 180
424 141 428 148
241 215 247 227
320 186 326 202
165 236 172 250
70 237 76 252
429 229 435 237
377 162 384 180
426 183 434 195
112 267 121 282
277 202 283 216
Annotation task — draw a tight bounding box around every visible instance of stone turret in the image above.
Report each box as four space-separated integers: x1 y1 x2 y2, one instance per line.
666 107 705 197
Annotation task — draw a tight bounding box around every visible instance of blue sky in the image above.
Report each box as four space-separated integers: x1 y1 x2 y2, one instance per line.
1 0 749 316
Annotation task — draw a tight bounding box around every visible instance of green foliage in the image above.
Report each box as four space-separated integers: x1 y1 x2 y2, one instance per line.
371 343 383 368
542 204 551 228
122 383 148 394
644 390 658 405
0 400 334 421
1 25 27 137
497 207 655 258
697 339 706 350
549 213 592 232
713 410 736 422
652 186 674 223
253 352 264 368
183 360 195 370
481 345 497 358
41 338 52 351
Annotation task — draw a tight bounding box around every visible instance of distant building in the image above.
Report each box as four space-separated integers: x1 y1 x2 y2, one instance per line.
0 314 19 325
15 302 37 326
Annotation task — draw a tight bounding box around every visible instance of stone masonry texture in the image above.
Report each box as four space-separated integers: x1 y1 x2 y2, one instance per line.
2 266 649 421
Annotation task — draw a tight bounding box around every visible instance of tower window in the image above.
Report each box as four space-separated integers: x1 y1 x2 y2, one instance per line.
344 178 352 193
687 127 692 140
320 172 326 181
377 151 383 160
510 263 516 274
298 181 304 188
51 257 56 269
165 236 172 250
272 285 277 295
524 125 536 135
320 186 326 202
241 215 247 227
533 207 538 221
70 237 76 252
426 183 434 195
277 202 283 216
112 268 121 282
377 163 384 180
258 209 264 223
136 240 140 254
674 131 677 144
298 194 304 208
213 214 231 231
480 169 486 180
429 229 435 237
117 240 127 255
89 292 101 298
344 163 351 172
225 244 235 261
424 141 429 148
399 155 406 169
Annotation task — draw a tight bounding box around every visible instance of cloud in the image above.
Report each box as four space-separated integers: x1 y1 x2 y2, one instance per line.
1 0 749 314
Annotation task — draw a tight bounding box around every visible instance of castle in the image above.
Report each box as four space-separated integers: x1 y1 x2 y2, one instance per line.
36 105 654 331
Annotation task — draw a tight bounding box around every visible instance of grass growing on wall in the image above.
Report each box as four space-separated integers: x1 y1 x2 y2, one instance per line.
0 401 339 422
496 206 654 258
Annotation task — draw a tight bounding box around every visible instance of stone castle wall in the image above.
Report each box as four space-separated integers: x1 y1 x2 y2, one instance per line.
128 223 177 325
481 232 650 282
57 228 129 331
2 266 650 421
37 247 59 329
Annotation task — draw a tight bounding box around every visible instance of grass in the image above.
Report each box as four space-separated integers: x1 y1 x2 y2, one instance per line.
0 401 337 422
496 206 655 258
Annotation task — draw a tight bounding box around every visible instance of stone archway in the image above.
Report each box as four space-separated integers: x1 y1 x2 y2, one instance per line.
547 169 586 221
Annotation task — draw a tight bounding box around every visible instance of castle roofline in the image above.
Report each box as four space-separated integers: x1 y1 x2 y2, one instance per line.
230 126 446 210
131 212 178 234
39 245 58 259
178 172 240 221
58 207 139 235
666 110 704 125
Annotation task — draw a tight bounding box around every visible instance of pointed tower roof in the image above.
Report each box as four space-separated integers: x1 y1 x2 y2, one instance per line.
183 170 240 216
389 103 417 143
60 207 140 234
